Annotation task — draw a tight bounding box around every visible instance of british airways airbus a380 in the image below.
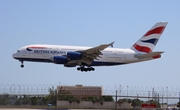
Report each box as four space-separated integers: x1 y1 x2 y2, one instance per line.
12 22 168 72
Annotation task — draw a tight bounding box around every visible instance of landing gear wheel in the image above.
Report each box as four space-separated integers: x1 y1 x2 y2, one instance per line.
77 67 81 71
20 61 24 68
84 68 87 72
92 68 95 71
20 65 24 68
77 66 95 72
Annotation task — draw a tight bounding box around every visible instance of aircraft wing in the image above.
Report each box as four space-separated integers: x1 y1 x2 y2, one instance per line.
67 42 114 65
83 42 114 54
82 41 114 58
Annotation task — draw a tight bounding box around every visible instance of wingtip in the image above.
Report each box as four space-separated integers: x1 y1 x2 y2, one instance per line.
110 41 115 47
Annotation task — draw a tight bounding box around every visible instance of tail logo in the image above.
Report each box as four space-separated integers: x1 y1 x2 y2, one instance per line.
133 44 152 53
141 38 159 45
143 26 165 37
131 22 167 53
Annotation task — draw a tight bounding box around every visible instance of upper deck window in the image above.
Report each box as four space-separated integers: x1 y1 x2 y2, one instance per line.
17 50 20 52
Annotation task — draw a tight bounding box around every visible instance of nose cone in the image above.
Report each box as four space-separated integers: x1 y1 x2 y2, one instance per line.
12 52 17 59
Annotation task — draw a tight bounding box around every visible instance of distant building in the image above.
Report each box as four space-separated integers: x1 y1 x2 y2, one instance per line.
57 84 102 98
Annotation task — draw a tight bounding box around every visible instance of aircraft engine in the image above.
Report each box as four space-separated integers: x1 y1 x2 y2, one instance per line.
53 56 67 64
67 52 82 60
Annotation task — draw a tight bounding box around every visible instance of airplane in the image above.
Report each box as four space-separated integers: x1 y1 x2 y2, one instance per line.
12 22 168 72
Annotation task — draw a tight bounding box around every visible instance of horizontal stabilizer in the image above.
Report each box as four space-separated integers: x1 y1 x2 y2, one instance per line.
135 51 164 58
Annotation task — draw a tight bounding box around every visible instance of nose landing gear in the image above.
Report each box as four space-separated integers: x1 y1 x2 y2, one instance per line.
77 66 95 72
20 61 24 68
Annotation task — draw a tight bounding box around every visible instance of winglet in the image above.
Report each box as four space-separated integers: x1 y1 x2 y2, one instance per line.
110 42 115 47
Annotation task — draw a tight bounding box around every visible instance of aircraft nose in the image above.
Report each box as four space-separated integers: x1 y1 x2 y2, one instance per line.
12 53 17 59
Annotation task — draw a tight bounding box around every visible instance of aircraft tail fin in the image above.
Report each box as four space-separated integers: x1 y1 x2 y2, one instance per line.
130 22 168 53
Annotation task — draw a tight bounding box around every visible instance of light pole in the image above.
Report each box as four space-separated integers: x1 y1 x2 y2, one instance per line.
148 91 150 102
56 82 60 110
162 95 163 109
18 85 22 107
137 94 139 109
179 92 180 110
18 85 20 95
127 86 129 99
119 85 121 100
166 86 168 109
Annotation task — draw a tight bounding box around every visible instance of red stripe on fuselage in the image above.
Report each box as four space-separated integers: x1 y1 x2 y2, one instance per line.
28 46 47 49
133 44 152 53
143 26 165 37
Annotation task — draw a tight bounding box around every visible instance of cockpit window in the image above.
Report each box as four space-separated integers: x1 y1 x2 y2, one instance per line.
17 50 20 52
26 48 33 51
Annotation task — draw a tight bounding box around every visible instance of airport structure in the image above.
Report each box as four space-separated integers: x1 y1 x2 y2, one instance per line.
57 84 102 98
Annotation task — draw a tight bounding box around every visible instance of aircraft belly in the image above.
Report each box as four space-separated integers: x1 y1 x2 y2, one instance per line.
14 57 52 63
15 54 52 63
90 61 126 66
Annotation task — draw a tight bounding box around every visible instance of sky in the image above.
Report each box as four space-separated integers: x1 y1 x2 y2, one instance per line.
1 0 180 96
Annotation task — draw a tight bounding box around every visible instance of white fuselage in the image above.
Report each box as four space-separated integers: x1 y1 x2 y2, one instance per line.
12 22 167 71
12 44 153 67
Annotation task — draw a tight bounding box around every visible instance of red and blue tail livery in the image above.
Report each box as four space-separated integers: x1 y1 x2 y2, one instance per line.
12 22 168 72
131 22 167 53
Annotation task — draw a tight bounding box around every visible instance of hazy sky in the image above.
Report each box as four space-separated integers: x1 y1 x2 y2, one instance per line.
1 0 180 93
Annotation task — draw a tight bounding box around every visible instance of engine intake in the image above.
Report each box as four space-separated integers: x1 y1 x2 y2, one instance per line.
67 52 82 60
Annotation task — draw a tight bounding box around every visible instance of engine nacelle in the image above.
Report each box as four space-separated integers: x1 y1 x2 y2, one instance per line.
67 52 82 60
53 56 67 64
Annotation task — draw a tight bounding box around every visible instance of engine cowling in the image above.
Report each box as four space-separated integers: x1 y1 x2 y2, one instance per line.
53 56 67 64
67 52 82 60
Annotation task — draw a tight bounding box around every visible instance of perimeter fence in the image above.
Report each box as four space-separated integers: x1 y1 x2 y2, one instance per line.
0 84 180 107
0 84 180 97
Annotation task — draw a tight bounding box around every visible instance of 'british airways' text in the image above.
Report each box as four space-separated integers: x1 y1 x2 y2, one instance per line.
33 50 66 55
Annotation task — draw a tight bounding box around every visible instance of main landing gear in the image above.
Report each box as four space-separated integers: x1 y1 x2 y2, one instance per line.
77 66 95 72
20 61 24 68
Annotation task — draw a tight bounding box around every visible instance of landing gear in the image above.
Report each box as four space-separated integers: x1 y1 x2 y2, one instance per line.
77 66 95 72
20 61 24 68
20 65 24 68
